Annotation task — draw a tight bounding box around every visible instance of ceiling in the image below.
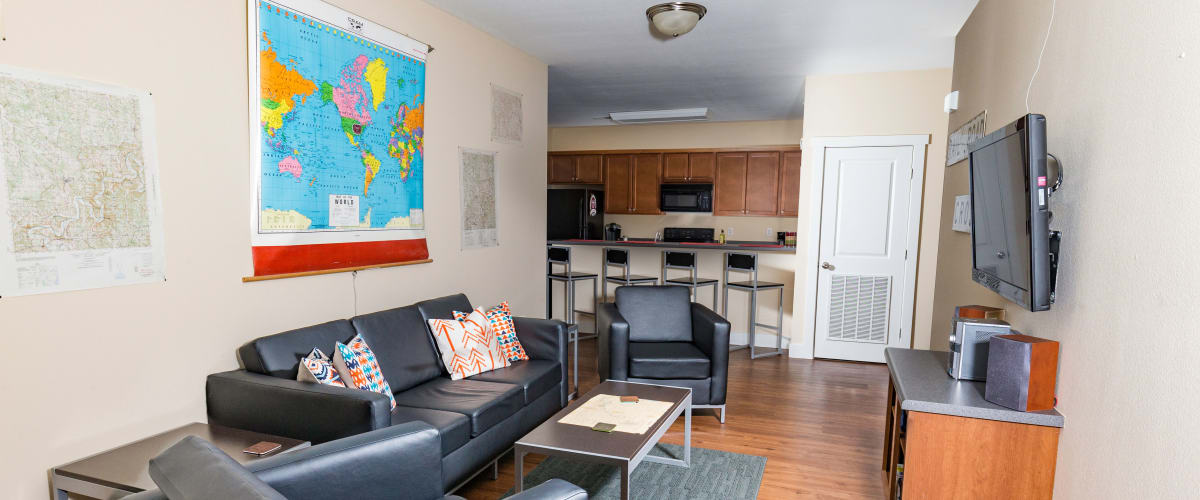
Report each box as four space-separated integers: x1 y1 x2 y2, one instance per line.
424 1 978 127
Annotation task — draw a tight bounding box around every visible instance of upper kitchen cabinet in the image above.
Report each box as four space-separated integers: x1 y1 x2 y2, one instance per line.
714 153 748 215
662 152 715 183
745 152 780 215
778 151 802 216
547 154 604 184
605 153 662 214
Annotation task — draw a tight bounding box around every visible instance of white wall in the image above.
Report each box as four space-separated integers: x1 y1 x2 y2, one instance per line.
934 0 1200 497
0 1 547 498
793 69 952 356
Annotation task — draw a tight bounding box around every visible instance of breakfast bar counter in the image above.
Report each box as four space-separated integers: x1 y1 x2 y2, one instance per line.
547 238 797 253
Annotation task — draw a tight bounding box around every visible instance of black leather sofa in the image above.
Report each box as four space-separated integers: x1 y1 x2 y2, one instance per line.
124 424 586 500
206 294 569 493
598 286 732 422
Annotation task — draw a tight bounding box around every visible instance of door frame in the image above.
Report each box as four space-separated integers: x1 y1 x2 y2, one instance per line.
798 135 929 359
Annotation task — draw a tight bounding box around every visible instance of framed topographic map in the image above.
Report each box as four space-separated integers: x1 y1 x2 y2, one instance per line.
247 0 429 278
0 65 165 296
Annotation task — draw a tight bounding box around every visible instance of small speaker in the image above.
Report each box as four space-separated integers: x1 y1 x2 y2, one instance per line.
948 318 1010 380
985 334 1060 412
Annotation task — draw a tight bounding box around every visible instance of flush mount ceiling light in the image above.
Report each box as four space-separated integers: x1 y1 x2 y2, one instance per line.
646 2 707 37
609 108 710 124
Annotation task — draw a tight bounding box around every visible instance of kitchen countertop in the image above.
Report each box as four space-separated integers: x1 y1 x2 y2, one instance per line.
547 238 797 253
885 347 1064 428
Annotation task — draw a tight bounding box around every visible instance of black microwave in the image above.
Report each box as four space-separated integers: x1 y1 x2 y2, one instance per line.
660 184 713 212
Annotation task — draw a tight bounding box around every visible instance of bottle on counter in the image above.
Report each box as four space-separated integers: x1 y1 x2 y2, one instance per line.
718 229 726 244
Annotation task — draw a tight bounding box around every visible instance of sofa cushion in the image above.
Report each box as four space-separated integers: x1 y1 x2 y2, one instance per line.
392 378 522 437
467 360 560 405
390 406 471 457
240 320 357 379
628 342 710 380
415 293 474 324
350 305 441 393
615 286 693 342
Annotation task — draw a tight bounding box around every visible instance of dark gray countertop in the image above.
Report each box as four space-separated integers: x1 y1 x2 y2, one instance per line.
547 238 797 253
885 348 1064 428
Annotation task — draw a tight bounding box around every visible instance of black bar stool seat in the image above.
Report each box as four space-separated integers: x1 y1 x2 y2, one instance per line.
665 276 719 285
725 280 784 289
549 270 598 279
660 250 720 310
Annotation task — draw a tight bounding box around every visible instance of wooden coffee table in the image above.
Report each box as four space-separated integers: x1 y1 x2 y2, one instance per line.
514 380 692 500
51 422 309 499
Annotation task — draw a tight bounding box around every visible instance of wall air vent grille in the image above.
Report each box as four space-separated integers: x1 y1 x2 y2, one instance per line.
827 274 891 344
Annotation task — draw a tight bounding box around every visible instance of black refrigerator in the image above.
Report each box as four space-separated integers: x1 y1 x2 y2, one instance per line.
547 188 604 240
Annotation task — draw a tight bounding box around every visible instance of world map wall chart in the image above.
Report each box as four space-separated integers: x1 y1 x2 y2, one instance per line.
249 0 429 277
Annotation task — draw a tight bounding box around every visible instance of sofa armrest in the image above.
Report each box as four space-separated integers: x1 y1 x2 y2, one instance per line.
206 370 391 444
691 302 731 405
509 479 588 500
597 303 630 381
513 316 569 403
247 422 444 500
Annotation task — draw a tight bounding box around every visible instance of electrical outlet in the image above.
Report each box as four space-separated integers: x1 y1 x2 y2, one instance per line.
726 227 734 237
952 195 972 233
765 227 773 237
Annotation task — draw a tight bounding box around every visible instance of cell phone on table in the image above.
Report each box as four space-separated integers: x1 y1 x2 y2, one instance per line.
243 441 282 456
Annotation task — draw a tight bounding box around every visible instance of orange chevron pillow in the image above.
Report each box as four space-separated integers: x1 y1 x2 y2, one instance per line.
428 308 510 380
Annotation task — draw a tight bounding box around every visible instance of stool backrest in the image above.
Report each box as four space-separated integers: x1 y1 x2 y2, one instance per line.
663 251 696 269
725 252 760 286
547 246 571 264
605 248 628 265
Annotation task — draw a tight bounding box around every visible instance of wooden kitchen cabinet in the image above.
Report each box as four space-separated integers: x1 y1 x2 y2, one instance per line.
745 152 780 215
662 152 715 183
631 153 662 214
603 154 633 213
714 153 748 215
778 151 802 216
547 154 604 184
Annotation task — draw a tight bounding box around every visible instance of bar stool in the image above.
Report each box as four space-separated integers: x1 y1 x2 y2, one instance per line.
601 247 658 302
723 252 784 359
546 245 597 399
661 250 719 310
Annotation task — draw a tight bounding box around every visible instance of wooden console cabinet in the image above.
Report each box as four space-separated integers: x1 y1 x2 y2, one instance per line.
884 348 1063 500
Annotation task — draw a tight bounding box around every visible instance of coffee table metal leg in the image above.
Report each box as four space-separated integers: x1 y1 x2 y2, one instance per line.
684 405 692 466
620 461 631 500
514 447 525 493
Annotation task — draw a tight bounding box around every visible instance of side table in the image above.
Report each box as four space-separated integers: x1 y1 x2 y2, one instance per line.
52 422 309 499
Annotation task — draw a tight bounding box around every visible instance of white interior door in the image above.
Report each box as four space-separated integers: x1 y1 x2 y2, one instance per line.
813 146 916 362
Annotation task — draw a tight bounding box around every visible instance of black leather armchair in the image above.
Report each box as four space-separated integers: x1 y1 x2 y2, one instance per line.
598 286 731 422
124 422 587 500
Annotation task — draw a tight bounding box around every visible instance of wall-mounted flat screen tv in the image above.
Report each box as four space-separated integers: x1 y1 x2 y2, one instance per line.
968 113 1056 312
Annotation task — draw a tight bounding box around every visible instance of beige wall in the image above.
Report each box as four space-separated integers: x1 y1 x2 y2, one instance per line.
549 119 804 151
935 0 1200 497
548 120 802 346
792 69 952 356
0 1 547 498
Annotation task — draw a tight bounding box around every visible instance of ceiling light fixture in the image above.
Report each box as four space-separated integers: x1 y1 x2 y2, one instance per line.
646 2 707 37
609 108 710 124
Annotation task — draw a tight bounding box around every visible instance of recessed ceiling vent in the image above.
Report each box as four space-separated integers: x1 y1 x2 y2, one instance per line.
608 107 710 124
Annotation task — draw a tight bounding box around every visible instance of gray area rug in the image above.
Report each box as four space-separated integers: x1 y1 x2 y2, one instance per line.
503 444 766 499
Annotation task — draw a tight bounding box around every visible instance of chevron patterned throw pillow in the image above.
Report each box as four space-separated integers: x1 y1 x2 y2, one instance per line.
428 308 510 380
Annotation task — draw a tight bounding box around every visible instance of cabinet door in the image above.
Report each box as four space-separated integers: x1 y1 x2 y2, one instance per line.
714 153 748 215
631 153 662 214
604 155 633 213
575 154 603 183
778 151 802 216
548 155 576 183
746 151 781 215
663 153 689 182
688 152 715 182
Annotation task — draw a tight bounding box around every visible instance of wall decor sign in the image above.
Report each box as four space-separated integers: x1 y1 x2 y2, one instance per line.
459 148 498 250
247 0 430 279
0 64 166 296
490 84 523 144
947 110 987 166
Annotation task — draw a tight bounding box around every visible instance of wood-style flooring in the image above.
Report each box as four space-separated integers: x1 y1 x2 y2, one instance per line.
455 339 891 499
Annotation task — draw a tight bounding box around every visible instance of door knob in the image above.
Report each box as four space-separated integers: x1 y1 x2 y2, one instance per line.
821 262 835 270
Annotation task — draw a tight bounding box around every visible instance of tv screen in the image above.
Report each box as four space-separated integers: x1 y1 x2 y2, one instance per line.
968 114 1054 311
